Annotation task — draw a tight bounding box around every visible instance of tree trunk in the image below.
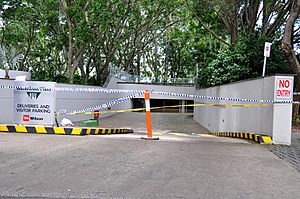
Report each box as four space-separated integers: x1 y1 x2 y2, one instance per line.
219 1 238 44
67 25 74 83
4 69 9 79
281 0 300 122
244 0 260 34
281 0 300 79
293 81 300 120
20 27 34 71
137 53 141 82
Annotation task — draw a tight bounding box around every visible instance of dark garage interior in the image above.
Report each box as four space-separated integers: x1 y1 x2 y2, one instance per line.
132 98 194 113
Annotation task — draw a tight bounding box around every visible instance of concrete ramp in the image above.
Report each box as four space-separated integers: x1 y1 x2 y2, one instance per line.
96 112 250 144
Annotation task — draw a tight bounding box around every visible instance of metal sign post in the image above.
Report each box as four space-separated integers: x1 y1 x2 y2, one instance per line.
262 42 272 77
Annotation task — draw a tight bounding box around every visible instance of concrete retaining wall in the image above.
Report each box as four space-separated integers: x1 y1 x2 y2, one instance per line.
194 77 274 134
193 76 293 144
0 79 14 123
0 78 133 124
0 75 294 144
56 78 133 122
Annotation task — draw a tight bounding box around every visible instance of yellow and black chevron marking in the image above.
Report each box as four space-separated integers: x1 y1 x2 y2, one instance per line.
87 128 134 135
208 132 272 144
0 125 134 136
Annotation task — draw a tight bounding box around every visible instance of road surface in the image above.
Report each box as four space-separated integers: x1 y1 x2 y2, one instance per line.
0 113 299 199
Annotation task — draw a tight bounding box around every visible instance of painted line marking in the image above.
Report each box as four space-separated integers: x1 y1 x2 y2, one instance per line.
0 125 9 132
169 133 190 137
53 127 66 135
35 126 47 134
71 128 82 135
261 136 273 144
86 129 91 135
153 132 164 136
15 126 27 133
198 134 216 137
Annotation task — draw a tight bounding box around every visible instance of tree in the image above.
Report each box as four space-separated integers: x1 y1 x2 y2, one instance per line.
59 0 90 83
198 33 292 87
281 0 300 120
190 0 293 44
1 0 296 87
282 0 300 89
85 0 184 84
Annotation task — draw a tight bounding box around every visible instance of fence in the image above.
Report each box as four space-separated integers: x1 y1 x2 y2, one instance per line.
109 64 194 85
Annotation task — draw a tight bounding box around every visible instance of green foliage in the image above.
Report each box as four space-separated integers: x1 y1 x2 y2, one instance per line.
198 34 293 87
0 0 296 86
198 48 250 87
154 5 225 79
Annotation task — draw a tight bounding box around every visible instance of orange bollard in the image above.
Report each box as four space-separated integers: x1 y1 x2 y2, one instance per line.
141 90 159 140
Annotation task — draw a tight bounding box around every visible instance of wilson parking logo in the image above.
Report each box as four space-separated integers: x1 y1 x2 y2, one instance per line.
23 115 30 122
26 92 41 99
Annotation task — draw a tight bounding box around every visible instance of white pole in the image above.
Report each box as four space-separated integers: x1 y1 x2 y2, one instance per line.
262 56 267 77
262 42 272 77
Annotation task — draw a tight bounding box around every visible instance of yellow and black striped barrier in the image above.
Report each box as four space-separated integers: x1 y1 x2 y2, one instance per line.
208 132 272 144
0 125 133 136
88 128 134 135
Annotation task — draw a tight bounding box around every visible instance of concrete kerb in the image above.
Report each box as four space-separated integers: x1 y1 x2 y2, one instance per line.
0 124 134 136
208 132 273 144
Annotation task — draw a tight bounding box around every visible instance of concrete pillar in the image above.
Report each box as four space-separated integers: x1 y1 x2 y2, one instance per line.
181 100 185 113
272 76 294 145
